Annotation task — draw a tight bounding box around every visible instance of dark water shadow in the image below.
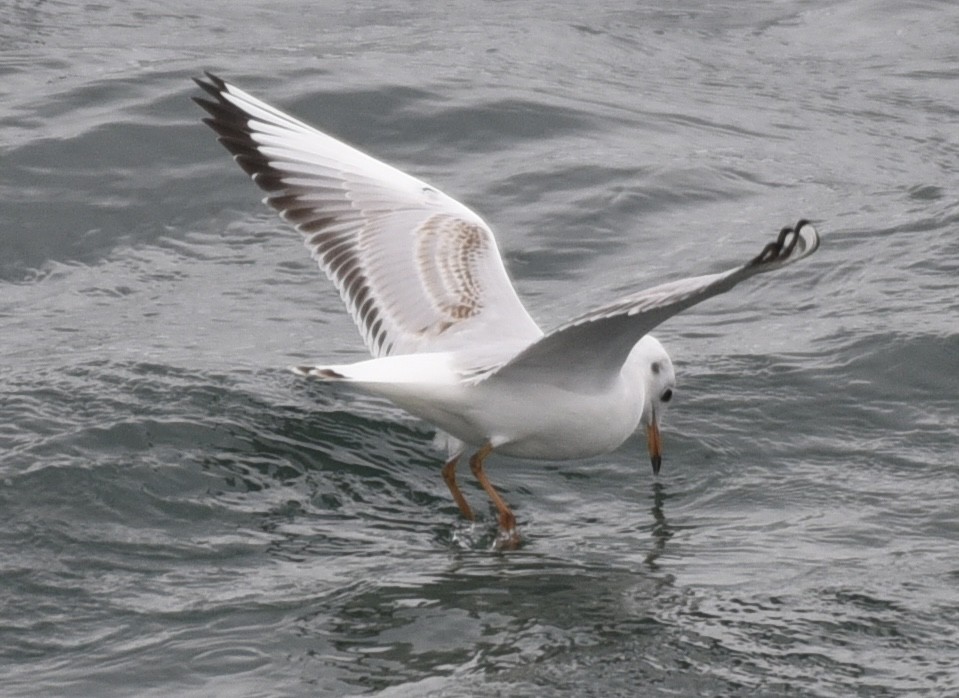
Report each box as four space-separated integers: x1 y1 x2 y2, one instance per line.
287 546 678 693
644 480 674 570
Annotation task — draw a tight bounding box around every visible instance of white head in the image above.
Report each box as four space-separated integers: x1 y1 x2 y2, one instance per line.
629 335 676 475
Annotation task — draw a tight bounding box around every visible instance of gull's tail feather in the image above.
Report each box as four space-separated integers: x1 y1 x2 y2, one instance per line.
291 366 347 380
290 353 463 385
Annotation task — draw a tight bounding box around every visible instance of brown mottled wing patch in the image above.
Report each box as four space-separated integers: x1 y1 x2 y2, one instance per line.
414 215 487 334
194 73 544 362
302 211 512 356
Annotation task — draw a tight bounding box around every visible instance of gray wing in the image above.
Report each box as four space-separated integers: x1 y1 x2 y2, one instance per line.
194 73 542 360
483 221 820 388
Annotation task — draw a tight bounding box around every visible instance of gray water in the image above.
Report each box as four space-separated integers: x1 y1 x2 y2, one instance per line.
2 1 958 696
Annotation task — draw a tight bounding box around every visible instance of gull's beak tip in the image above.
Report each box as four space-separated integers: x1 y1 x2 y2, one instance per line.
651 454 662 477
646 423 663 477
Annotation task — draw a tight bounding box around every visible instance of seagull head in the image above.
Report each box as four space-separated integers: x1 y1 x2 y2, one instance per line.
632 335 675 476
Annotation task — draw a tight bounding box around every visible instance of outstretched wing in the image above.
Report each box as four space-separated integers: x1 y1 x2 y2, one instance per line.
484 221 820 388
193 73 542 360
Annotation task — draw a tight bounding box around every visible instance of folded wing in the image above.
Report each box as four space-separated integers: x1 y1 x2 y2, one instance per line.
194 73 542 361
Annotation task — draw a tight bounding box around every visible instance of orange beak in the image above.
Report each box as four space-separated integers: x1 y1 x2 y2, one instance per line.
646 422 662 476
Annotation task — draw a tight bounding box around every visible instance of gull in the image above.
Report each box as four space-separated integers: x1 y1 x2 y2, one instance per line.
193 73 820 547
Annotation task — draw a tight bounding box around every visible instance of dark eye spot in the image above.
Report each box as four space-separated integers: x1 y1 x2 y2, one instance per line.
661 388 673 403
651 362 660 375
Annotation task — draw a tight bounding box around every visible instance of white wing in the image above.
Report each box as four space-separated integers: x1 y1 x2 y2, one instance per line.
484 221 820 388
194 73 542 361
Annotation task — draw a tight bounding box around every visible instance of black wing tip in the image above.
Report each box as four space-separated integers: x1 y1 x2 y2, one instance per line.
750 219 820 268
192 71 232 117
192 71 276 180
193 72 241 114
194 71 226 91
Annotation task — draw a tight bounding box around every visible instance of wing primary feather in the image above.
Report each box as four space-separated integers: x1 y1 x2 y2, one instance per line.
485 220 820 389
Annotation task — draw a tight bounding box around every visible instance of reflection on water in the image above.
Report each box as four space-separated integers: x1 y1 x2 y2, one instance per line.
645 481 673 570
291 547 678 691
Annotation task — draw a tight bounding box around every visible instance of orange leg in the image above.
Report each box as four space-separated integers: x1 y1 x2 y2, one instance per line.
468 442 519 545
442 454 474 521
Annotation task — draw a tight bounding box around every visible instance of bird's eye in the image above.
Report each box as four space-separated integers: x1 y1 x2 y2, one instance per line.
660 389 673 403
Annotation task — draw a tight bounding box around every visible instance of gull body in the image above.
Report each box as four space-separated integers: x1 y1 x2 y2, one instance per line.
309 336 667 461
194 73 819 545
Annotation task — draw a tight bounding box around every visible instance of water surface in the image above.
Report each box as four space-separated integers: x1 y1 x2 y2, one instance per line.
2 1 958 696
